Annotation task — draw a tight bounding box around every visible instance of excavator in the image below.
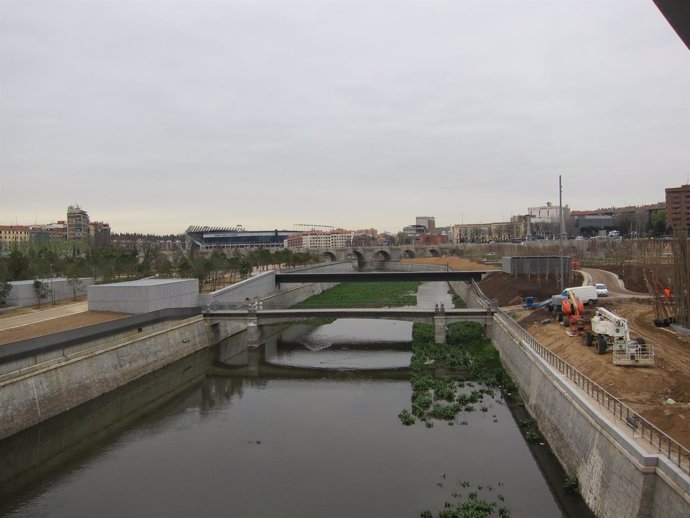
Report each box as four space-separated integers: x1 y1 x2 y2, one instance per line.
583 307 655 366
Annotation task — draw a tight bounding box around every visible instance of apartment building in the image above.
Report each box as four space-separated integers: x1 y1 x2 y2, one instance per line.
0 225 31 248
67 205 90 240
286 230 354 249
666 184 690 232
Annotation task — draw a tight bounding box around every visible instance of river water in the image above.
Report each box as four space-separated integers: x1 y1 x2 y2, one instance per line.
0 283 590 517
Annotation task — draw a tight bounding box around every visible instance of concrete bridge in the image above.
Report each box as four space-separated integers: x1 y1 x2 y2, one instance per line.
204 307 494 345
274 270 486 285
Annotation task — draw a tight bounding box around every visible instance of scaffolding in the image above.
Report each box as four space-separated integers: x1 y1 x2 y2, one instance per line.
293 223 334 232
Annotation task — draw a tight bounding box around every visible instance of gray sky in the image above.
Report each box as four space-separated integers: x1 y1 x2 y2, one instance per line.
1 0 688 235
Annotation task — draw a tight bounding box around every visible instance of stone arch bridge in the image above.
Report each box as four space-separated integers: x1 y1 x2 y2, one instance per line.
296 244 454 269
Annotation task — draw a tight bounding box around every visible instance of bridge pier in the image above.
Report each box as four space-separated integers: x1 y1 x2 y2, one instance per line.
246 314 261 347
434 314 447 344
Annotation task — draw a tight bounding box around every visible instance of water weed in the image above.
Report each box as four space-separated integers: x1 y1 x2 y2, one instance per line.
403 322 517 425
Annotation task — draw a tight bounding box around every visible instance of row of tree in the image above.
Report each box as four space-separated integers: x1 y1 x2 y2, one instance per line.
0 244 322 297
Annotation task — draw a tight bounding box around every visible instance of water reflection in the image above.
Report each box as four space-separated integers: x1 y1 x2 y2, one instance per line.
267 319 413 370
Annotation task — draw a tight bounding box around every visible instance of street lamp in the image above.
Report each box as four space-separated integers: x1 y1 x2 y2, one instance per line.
50 263 55 306
559 175 564 293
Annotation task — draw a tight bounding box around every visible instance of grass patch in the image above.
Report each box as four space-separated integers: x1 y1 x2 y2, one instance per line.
292 281 419 308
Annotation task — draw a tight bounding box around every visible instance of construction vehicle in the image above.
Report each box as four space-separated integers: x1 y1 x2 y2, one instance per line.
643 269 676 327
583 307 655 366
561 289 591 336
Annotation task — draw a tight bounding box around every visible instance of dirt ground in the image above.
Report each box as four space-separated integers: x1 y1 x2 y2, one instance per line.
503 298 690 450
0 304 128 345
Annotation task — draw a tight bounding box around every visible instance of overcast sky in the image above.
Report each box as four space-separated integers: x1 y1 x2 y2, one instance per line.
1 0 688 235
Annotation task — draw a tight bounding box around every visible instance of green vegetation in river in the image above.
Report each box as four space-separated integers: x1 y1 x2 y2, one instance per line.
420 479 511 518
399 322 518 426
291 281 420 308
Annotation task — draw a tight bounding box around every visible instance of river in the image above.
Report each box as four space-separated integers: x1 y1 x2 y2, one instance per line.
0 282 591 517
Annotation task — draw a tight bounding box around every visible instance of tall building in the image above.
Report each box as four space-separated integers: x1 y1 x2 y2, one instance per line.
666 184 690 232
90 221 111 247
415 216 436 233
67 205 90 240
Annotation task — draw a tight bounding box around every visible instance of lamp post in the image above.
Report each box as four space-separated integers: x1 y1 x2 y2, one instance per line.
559 175 564 293
50 263 55 306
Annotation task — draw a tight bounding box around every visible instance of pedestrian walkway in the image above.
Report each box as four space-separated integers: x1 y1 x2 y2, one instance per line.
0 301 89 331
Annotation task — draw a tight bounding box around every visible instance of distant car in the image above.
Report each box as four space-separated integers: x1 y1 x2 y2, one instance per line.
595 283 609 296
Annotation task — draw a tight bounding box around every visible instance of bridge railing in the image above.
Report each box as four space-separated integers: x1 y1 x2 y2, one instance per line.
470 280 690 474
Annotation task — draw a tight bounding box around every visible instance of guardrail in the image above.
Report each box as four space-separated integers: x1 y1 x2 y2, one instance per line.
469 280 690 475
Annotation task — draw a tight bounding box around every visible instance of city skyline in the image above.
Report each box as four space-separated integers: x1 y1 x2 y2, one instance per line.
1 1 689 235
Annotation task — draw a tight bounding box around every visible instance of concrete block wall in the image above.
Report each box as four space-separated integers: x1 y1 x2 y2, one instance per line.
88 279 199 313
501 255 571 276
200 271 277 308
6 278 94 307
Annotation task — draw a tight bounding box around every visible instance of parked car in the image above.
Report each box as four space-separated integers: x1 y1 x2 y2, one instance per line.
595 283 609 297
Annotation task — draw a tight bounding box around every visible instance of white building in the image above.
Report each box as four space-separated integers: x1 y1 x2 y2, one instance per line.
527 203 570 223
287 230 354 249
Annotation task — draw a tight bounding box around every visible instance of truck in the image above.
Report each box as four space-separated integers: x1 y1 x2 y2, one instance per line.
543 286 597 321
583 307 655 366
563 285 597 305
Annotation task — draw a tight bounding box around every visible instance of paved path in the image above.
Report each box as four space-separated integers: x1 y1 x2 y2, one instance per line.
0 302 89 331
580 268 648 298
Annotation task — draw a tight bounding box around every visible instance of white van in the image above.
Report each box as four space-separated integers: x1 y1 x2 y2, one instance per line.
562 285 598 305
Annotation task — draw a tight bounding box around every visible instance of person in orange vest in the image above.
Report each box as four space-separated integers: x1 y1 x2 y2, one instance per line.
664 287 671 299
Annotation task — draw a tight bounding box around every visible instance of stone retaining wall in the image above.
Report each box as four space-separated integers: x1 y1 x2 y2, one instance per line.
0 316 244 441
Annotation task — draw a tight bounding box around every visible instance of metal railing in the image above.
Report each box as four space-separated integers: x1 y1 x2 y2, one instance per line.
470 280 690 474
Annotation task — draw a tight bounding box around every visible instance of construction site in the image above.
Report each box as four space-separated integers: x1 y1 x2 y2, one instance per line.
406 237 690 452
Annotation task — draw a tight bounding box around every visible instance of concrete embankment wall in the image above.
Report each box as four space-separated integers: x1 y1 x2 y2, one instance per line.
199 261 353 308
0 262 351 440
450 280 689 517
0 348 212 486
0 314 246 441
490 317 689 518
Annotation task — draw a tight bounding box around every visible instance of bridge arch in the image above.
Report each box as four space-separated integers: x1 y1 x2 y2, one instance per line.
428 248 441 257
348 250 366 271
321 251 337 262
373 250 392 261
402 249 416 259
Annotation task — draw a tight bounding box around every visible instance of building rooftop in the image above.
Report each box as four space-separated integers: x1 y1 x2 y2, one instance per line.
97 279 195 287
